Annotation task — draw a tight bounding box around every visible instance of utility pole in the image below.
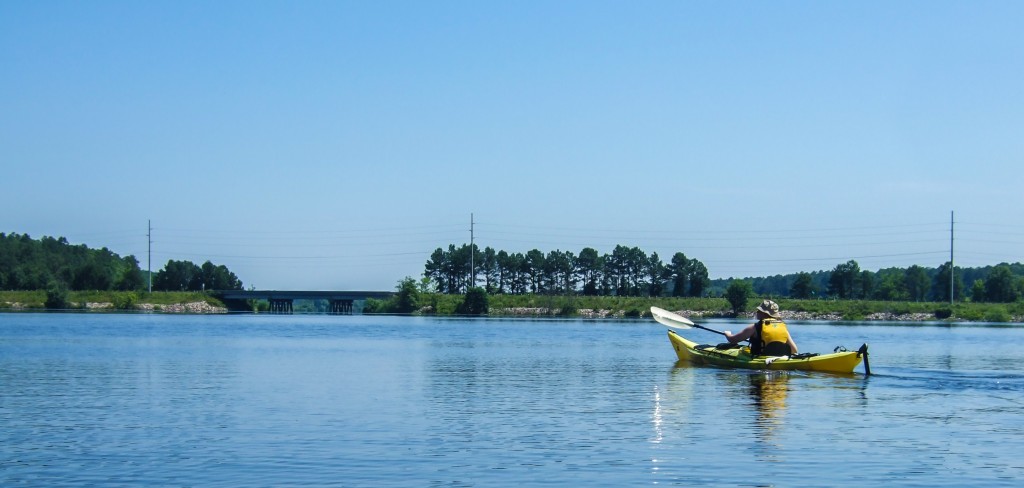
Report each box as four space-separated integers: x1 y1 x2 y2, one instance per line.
469 213 475 289
950 211 954 305
147 219 152 293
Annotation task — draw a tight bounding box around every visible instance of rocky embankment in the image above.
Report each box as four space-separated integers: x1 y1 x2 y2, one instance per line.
80 301 227 313
137 302 228 313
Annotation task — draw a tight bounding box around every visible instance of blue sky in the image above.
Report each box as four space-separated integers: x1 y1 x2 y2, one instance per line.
3 1 1022 290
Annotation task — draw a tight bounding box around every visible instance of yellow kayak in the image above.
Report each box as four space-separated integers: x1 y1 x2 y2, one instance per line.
667 329 868 374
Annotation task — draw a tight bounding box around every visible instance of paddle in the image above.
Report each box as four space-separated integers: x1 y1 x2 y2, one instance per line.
650 307 728 337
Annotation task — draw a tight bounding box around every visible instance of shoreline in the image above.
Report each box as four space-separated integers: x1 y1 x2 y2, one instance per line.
2 302 1022 323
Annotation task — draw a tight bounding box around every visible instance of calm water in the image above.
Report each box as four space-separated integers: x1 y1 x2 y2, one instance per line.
2 313 1023 486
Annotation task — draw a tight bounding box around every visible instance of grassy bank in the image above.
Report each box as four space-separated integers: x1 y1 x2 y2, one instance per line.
418 293 729 317
423 293 1024 322
772 298 1024 322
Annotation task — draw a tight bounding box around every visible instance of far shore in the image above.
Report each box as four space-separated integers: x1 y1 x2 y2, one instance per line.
3 300 1022 323
3 290 1023 322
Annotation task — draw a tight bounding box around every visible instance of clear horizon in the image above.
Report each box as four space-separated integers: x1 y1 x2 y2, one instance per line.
4 2 1022 290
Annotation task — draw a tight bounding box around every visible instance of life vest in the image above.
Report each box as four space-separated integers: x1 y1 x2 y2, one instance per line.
753 319 792 357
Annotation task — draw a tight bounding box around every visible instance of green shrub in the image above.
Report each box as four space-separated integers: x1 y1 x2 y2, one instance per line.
45 281 70 310
890 303 913 315
363 297 387 314
956 306 984 321
934 307 953 319
725 281 753 314
424 294 462 315
394 277 420 313
113 292 138 310
842 311 865 321
984 307 1011 323
457 287 488 315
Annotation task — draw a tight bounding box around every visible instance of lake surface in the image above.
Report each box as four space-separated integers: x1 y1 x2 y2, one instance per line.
2 313 1023 486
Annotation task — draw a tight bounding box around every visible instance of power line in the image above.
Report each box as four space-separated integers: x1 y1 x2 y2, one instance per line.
703 250 949 265
482 221 949 235
156 251 430 260
157 223 467 236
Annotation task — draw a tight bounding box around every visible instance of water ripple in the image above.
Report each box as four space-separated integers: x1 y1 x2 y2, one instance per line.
3 315 1024 486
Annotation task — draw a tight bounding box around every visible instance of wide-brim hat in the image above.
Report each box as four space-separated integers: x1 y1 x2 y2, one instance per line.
756 299 781 318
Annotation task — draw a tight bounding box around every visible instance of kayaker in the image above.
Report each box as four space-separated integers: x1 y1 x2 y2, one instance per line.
723 299 798 356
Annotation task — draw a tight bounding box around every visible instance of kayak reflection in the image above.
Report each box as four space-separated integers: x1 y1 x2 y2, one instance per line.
657 364 796 466
748 372 790 441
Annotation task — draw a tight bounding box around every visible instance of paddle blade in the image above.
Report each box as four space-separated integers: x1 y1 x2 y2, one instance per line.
650 307 695 329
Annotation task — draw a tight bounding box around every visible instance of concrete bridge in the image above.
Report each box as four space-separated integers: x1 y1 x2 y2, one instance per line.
213 290 394 314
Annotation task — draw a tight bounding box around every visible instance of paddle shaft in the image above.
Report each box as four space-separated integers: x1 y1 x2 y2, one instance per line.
692 323 728 337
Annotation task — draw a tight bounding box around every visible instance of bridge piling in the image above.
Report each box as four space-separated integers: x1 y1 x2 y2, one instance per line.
270 298 293 314
329 299 354 315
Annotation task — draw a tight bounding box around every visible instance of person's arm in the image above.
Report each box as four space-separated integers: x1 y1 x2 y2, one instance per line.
787 332 798 354
724 324 755 344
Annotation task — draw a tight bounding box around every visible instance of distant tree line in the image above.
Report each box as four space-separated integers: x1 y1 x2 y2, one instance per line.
423 244 709 297
1 233 143 291
0 232 243 292
152 259 243 292
426 241 1024 304
714 260 1024 303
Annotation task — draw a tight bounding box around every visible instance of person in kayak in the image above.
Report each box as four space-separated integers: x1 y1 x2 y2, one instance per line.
723 299 798 356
